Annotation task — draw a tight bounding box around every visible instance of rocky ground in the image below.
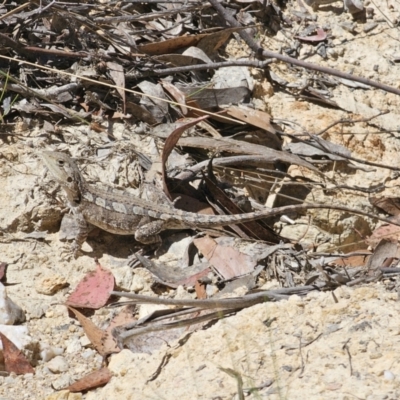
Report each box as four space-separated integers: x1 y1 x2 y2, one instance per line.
1 0 400 399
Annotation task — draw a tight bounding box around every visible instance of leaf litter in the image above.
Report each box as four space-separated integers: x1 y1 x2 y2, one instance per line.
0 0 400 398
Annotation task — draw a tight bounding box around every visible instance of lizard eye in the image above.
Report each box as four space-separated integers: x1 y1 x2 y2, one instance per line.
58 160 64 166
67 177 73 183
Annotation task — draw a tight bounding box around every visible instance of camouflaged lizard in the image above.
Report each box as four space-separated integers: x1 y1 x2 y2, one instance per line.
41 151 287 257
42 151 398 258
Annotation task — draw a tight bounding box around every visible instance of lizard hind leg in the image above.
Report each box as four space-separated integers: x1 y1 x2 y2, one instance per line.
134 219 167 244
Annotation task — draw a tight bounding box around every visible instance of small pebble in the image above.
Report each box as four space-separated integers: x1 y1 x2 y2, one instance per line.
66 338 82 353
40 346 64 362
369 352 383 360
4 376 15 385
35 274 67 295
47 356 69 374
363 22 378 33
341 22 356 33
82 349 95 360
80 335 91 347
384 370 395 381
51 375 73 391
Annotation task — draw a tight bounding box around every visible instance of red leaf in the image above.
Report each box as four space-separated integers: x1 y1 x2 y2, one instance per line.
66 261 115 309
0 332 34 375
66 367 112 392
295 28 327 42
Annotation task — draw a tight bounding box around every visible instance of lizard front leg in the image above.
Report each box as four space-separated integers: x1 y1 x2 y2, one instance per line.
69 211 89 258
134 218 167 244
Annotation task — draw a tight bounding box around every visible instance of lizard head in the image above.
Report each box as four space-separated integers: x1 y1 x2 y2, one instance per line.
41 151 83 204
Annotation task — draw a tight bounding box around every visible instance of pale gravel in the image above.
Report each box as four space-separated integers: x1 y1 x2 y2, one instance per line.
0 0 400 399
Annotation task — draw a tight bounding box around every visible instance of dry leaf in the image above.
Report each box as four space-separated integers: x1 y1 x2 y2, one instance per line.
176 136 318 171
66 367 112 392
65 261 115 309
68 307 119 356
125 102 157 124
161 115 208 197
135 253 211 288
222 105 276 132
137 81 169 122
195 281 207 299
160 80 187 114
107 61 126 113
181 86 251 110
370 197 400 216
90 122 106 133
295 28 327 42
0 332 34 375
106 305 137 336
330 254 371 268
365 239 400 270
194 236 256 279
138 33 209 55
365 217 400 248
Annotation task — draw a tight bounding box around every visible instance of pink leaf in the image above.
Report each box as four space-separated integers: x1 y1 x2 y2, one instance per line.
66 261 115 309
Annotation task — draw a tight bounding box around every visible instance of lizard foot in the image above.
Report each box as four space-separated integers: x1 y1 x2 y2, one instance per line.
58 243 80 260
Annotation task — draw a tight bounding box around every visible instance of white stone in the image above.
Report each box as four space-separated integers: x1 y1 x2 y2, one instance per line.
66 337 82 353
80 335 91 347
40 344 64 362
384 370 395 381
0 325 32 350
108 349 140 375
51 375 73 391
138 303 169 320
112 266 133 291
129 273 146 292
47 356 69 373
81 349 95 360
0 282 25 325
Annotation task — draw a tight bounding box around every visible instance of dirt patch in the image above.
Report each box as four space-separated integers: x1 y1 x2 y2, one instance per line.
0 1 400 399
